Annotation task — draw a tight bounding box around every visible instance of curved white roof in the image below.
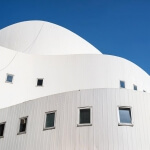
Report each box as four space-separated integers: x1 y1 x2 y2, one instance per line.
0 21 101 55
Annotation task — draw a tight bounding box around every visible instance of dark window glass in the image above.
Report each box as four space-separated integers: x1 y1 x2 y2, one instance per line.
19 118 27 133
37 79 43 86
6 74 13 83
120 81 125 88
119 108 131 124
134 85 137 90
0 123 5 137
80 108 90 124
46 113 55 128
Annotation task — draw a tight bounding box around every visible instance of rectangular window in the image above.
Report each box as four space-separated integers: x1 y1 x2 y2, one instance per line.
18 117 28 134
37 78 43 86
118 106 133 126
44 111 56 130
120 80 125 88
6 74 14 83
0 122 5 138
133 85 137 90
78 107 92 126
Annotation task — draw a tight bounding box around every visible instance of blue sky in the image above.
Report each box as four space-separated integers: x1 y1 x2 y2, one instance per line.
0 0 150 74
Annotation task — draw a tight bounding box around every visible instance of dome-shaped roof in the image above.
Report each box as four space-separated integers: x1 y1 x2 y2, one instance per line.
0 21 101 55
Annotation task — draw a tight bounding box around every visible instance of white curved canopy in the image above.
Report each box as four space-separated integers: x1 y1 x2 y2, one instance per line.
0 21 101 55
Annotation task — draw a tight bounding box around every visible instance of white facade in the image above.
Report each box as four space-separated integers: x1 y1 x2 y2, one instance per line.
0 21 150 150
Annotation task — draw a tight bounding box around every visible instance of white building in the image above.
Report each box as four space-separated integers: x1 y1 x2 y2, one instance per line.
0 21 150 150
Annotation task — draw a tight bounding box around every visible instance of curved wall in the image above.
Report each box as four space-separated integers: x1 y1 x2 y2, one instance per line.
0 21 150 150
0 88 150 150
0 46 149 108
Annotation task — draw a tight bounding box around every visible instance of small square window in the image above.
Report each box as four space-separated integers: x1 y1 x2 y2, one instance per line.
37 78 43 86
18 117 28 134
78 107 92 126
0 122 5 138
44 111 56 130
133 85 137 90
6 74 14 83
120 80 125 88
118 106 133 126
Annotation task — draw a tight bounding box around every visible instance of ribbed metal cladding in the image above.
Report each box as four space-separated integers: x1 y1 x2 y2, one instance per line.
0 88 150 150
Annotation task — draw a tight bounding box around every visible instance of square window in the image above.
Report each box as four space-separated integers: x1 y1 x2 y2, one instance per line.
133 85 137 90
37 79 43 86
18 117 28 134
0 123 5 138
120 80 125 88
118 107 133 126
6 74 14 83
78 107 92 126
44 111 56 130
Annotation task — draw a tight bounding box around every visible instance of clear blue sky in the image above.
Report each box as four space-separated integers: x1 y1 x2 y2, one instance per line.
0 0 150 74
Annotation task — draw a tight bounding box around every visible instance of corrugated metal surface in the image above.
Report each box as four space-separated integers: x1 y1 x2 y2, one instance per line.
0 88 150 150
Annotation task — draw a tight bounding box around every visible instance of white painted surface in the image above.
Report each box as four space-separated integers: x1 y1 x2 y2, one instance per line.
0 21 101 55
0 89 150 150
0 45 149 108
0 21 149 150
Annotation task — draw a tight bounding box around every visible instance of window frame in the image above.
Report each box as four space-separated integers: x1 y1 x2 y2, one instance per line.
36 78 44 87
0 122 6 138
5 73 14 84
133 84 137 91
117 106 133 126
77 106 92 127
17 116 28 135
120 80 125 88
43 110 56 130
